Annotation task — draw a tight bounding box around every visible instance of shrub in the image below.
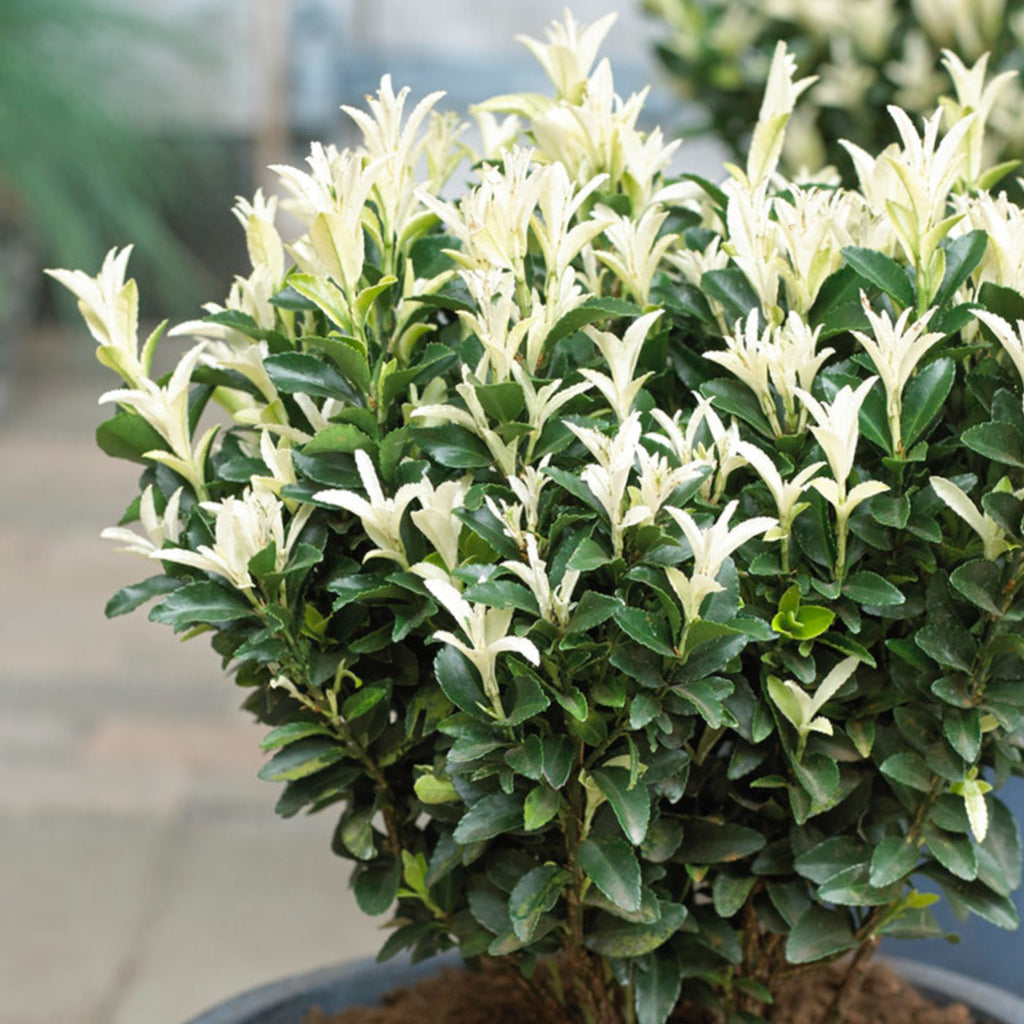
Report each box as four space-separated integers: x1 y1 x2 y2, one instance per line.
52 12 1023 1024
643 0 1024 183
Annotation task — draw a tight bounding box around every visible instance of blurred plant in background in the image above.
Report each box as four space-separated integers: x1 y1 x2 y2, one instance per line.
0 0 217 337
642 0 1024 180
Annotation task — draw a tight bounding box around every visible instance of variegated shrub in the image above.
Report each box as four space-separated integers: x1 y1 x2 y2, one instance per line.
54 12 1023 1024
644 0 1024 186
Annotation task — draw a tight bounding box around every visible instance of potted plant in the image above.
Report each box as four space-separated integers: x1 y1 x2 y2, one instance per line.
52 11 1024 1023
642 0 1024 183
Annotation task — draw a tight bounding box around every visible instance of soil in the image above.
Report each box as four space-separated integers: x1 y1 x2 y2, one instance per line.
307 959 976 1024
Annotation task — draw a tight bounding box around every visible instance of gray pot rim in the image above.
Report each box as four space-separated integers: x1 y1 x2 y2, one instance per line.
186 952 1024 1024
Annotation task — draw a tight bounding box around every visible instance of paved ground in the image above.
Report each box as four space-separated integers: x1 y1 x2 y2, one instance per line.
1 328 382 1024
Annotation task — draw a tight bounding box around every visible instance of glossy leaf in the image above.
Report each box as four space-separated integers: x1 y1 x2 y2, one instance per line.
579 835 642 912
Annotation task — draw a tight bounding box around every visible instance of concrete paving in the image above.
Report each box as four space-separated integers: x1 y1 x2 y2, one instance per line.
1 328 381 1024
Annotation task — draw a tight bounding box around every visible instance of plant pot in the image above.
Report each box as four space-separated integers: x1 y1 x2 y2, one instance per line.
184 950 1024 1024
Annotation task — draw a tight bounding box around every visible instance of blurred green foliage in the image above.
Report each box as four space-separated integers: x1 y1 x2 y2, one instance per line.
0 0 225 318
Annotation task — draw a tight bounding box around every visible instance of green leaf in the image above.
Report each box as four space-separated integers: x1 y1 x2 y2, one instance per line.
881 752 933 792
915 623 977 673
149 581 255 630
981 797 1023 892
96 411 168 463
634 954 683 1024
772 604 835 641
523 784 561 831
433 646 488 720
302 334 371 394
453 792 523 844
842 572 904 607
818 864 905 906
869 837 919 887
566 592 624 632
842 247 915 308
260 722 334 750
713 874 758 918
698 377 773 436
794 837 869 884
264 351 356 400
923 825 978 881
926 868 1021 929
943 709 981 762
961 421 1024 468
579 835 642 912
792 754 840 811
341 686 388 721
474 381 525 422
105 575 181 617
949 560 1005 615
785 906 858 964
566 536 614 572
303 423 374 456
545 295 642 347
701 268 761 322
258 737 348 782
585 902 688 957
352 858 401 916
678 819 765 863
542 735 575 789
934 230 987 307
509 865 569 942
591 767 651 845
613 606 675 657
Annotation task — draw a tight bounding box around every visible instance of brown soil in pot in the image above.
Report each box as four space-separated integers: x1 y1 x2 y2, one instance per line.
308 959 975 1024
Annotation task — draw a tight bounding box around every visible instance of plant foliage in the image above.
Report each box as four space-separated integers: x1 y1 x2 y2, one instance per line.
53 12 1024 1024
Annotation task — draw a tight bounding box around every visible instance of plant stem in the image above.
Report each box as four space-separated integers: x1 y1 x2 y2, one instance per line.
818 936 879 1024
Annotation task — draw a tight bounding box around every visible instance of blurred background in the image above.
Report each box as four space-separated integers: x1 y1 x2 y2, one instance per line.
0 3 691 1023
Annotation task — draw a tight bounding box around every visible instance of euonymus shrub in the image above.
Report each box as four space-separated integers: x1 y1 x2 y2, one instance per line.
53 13 1023 1024
643 0 1024 185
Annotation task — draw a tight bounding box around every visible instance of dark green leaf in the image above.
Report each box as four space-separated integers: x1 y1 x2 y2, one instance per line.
915 623 977 672
942 709 981 762
434 646 489 720
698 377 773 436
934 230 987 306
303 423 374 456
105 575 181 617
869 837 919 887
842 246 915 308
786 906 858 963
592 767 651 845
926 867 1021 929
923 825 978 881
881 752 933 792
793 836 870 885
818 864 905 906
842 572 905 607
634 954 683 1024
258 737 348 782
613 606 675 656
453 792 523 843
352 858 401 916
981 797 1023 891
950 560 1005 615
260 722 333 750
579 835 642 912
149 581 254 630
341 686 388 721
585 902 688 957
264 351 355 400
523 784 561 831
678 819 765 863
566 592 624 632
542 735 575 789
961 421 1024 468
701 268 761 322
509 865 569 942
713 874 758 918
545 296 642 347
96 411 168 463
